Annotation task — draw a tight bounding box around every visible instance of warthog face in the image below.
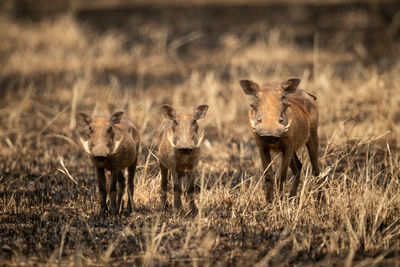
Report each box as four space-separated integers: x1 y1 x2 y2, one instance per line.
79 111 124 163
161 104 208 155
240 78 300 143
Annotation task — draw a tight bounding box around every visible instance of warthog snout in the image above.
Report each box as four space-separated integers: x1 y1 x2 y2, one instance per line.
177 148 193 155
254 125 286 141
255 119 291 143
94 155 107 162
259 134 280 144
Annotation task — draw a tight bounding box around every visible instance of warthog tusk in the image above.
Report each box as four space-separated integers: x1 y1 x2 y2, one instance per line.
80 138 91 154
250 119 256 129
284 119 292 132
167 132 176 148
196 129 205 147
112 137 123 154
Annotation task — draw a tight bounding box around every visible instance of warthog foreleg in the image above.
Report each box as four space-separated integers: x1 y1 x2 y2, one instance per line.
127 159 137 213
95 167 107 216
186 173 197 216
160 163 169 209
279 148 293 195
259 145 273 202
172 170 182 213
289 153 303 197
116 171 125 213
306 129 321 200
109 170 121 216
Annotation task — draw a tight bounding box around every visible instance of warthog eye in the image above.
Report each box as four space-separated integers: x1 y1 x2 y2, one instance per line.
281 96 290 106
173 119 178 126
250 103 258 110
107 126 113 133
88 126 93 135
192 120 197 126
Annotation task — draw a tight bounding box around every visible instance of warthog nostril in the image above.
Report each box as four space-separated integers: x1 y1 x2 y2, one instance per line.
94 156 107 162
177 148 193 155
260 135 280 144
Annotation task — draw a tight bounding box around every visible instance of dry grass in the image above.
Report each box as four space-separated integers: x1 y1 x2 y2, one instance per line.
0 4 400 266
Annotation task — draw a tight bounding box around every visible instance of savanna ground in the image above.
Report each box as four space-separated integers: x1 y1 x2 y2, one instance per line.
1 1 400 265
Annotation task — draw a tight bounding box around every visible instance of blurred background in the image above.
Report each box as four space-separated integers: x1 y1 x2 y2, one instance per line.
1 0 399 86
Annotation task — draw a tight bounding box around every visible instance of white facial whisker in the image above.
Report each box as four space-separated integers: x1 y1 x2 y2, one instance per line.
250 119 256 131
112 137 123 154
167 132 176 148
196 129 205 147
284 119 292 132
80 138 91 154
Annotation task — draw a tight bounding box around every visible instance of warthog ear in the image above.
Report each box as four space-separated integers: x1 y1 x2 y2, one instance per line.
79 112 92 125
239 80 259 96
281 78 300 93
161 104 176 120
194 105 209 120
110 111 124 125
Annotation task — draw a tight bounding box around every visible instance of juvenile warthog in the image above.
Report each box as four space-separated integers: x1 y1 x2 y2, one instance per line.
158 104 208 215
239 78 319 201
79 111 140 216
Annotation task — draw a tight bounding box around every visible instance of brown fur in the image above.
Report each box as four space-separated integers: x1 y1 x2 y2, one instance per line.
79 111 140 216
240 78 319 201
157 104 208 215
